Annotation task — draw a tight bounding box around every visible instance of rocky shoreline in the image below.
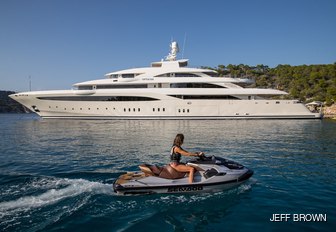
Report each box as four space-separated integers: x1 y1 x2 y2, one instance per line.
0 91 31 113
323 104 336 118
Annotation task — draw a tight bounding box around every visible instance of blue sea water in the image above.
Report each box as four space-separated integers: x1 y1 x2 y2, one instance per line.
0 114 335 232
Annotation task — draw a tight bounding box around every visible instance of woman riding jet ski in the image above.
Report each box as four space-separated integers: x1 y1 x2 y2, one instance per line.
113 134 253 195
113 154 253 195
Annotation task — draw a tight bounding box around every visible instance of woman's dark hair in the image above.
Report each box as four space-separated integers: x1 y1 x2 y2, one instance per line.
173 134 184 147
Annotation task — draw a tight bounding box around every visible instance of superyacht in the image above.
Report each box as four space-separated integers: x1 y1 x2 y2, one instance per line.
10 42 322 119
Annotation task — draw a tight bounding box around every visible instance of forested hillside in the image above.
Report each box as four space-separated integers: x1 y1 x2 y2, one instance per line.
206 63 336 105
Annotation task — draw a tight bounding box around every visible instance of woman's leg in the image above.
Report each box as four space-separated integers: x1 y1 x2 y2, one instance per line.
172 164 195 183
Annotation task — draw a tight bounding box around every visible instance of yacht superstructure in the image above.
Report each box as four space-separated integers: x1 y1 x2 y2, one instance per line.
10 42 322 119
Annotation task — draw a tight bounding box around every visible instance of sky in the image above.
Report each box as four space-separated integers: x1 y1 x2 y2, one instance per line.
1 0 335 92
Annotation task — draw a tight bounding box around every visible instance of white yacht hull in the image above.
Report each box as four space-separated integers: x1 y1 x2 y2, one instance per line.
10 91 322 119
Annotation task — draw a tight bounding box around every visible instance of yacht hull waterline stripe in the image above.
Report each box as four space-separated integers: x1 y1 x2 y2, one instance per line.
41 115 319 120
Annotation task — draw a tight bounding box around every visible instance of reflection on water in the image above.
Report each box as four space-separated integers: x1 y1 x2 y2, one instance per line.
0 114 335 231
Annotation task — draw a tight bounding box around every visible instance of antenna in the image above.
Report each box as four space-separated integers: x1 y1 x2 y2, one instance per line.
29 75 31 91
182 33 187 59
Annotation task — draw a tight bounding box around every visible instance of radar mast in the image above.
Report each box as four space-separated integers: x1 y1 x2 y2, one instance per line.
165 41 179 61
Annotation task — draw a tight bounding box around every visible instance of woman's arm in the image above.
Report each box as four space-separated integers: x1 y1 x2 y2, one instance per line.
174 146 199 157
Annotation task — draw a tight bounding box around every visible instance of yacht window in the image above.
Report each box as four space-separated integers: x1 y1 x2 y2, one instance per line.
155 73 200 77
174 73 200 77
78 85 93 90
178 60 188 67
96 84 147 89
110 74 118 78
155 73 170 77
151 63 162 67
170 83 224 88
170 83 187 88
169 95 239 100
203 72 217 77
122 74 135 78
37 96 159 101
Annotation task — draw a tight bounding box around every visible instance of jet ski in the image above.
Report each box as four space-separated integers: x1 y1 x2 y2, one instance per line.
113 155 253 195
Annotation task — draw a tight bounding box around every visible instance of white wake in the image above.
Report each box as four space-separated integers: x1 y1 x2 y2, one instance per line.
0 178 113 215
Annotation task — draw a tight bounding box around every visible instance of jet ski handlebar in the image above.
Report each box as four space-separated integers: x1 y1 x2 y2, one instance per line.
196 152 208 161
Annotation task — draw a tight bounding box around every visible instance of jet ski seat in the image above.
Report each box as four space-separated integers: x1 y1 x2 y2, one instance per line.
139 164 186 179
